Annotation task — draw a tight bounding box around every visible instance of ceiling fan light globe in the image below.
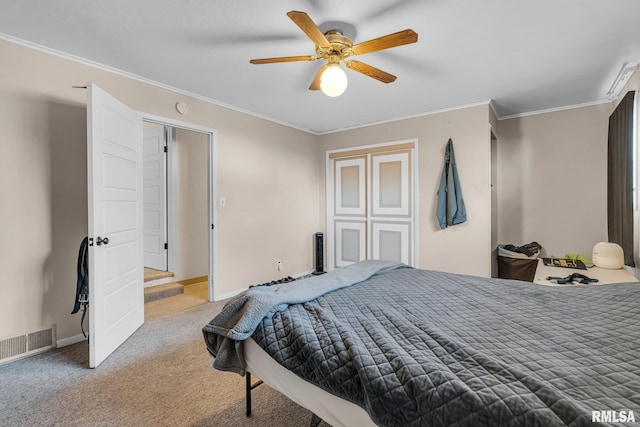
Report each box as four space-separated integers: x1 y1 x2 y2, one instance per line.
320 64 348 97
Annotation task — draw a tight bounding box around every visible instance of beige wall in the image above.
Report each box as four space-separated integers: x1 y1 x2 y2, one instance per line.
494 103 611 259
0 39 320 342
320 105 493 276
175 128 209 281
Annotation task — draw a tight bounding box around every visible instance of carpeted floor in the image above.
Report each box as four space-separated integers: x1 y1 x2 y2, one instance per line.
0 294 329 427
183 281 209 301
144 282 208 322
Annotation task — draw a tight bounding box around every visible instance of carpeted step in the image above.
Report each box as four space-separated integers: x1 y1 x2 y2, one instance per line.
144 268 175 283
144 282 184 303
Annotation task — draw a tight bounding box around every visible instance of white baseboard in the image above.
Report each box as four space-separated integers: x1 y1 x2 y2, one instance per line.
57 334 87 348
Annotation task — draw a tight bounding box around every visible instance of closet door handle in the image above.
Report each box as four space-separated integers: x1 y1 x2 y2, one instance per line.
96 236 109 246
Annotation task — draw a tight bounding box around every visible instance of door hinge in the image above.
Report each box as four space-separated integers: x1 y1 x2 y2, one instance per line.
164 146 168 153
164 243 168 250
211 224 214 230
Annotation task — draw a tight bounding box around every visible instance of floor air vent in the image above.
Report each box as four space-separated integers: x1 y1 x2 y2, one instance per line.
0 326 56 364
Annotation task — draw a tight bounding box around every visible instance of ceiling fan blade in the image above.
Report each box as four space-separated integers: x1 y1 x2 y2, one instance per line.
351 29 418 56
309 64 328 90
287 10 331 48
346 60 397 83
250 55 317 64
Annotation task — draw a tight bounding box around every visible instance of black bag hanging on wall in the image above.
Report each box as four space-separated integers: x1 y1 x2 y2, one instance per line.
72 237 89 314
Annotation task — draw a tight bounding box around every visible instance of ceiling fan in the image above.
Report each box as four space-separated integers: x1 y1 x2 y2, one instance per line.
250 11 418 97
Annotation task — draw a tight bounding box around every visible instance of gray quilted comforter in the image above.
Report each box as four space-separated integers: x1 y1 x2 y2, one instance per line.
206 265 640 426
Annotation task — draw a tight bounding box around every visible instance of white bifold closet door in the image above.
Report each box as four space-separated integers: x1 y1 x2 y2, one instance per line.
331 144 415 269
334 156 367 267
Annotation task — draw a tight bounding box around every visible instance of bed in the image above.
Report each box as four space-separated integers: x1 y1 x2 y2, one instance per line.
203 260 640 426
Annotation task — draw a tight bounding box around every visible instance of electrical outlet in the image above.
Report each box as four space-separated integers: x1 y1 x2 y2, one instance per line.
277 260 282 271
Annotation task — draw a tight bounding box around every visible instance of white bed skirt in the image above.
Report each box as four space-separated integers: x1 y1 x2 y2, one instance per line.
243 338 377 427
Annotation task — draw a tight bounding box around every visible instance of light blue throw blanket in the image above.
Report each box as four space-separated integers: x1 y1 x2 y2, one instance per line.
202 260 404 374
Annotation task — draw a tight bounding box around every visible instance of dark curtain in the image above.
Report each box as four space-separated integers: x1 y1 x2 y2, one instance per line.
607 90 636 267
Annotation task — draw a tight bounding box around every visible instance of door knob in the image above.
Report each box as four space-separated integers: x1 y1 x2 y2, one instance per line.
96 236 109 246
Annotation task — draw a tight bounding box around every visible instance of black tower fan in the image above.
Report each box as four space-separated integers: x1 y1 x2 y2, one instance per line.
312 232 325 275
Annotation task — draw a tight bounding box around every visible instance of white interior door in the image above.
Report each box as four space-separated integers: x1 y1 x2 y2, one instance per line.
143 126 167 271
87 83 144 368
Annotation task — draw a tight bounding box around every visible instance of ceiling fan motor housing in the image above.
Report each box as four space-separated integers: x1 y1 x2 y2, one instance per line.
318 29 353 61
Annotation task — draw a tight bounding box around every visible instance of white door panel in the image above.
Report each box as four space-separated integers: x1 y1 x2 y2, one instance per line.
371 151 410 217
335 221 367 267
87 83 144 368
143 126 167 270
334 157 366 216
333 156 368 268
371 221 411 265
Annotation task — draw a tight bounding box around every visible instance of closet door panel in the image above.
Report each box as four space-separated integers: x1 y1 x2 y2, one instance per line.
335 221 367 267
371 151 410 217
334 157 366 216
371 221 411 265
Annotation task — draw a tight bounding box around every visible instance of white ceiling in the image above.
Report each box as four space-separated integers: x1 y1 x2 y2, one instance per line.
1 0 640 134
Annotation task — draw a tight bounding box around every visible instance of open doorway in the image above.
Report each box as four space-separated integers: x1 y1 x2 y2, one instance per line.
141 116 217 306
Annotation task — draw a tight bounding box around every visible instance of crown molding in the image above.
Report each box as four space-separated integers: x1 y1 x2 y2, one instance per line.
497 99 611 121
0 33 318 135
606 62 639 101
317 100 493 135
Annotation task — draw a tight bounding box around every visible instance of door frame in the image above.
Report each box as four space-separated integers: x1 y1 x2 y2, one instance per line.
326 139 419 271
141 112 218 301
